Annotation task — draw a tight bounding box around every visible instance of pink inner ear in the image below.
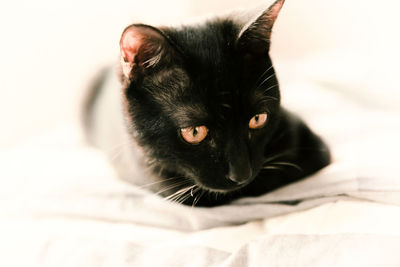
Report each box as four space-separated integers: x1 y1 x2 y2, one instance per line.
268 0 284 21
120 28 143 63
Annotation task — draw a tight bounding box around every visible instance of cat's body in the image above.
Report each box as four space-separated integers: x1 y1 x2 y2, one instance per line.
83 0 331 207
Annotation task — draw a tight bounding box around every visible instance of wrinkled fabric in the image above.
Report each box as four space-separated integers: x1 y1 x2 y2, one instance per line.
1 57 400 266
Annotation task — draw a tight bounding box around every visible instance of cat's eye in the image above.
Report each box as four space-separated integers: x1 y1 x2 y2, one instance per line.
180 126 208 144
249 113 268 129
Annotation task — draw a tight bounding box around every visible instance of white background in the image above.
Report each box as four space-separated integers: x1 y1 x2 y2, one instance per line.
0 0 399 148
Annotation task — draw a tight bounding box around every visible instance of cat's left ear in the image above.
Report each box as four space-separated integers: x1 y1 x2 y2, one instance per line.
237 0 284 55
120 24 175 79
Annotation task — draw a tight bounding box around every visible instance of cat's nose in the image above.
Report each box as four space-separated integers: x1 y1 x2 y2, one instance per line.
226 163 252 185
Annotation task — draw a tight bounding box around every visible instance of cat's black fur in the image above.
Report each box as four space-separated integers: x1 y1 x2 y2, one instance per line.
84 0 330 207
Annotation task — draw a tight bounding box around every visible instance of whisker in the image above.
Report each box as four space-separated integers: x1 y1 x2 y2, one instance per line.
165 185 196 201
171 188 195 205
271 161 303 171
262 165 282 170
262 95 278 101
192 189 203 207
110 140 137 161
109 141 133 161
213 191 220 201
259 73 276 87
156 180 190 196
110 149 124 161
190 187 195 197
256 65 274 85
167 189 185 202
263 84 278 94
135 176 181 190
165 189 188 202
220 103 232 109
176 189 195 204
263 150 295 165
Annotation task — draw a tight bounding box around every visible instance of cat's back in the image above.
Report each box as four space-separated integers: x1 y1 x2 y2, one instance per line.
81 66 146 182
82 67 122 147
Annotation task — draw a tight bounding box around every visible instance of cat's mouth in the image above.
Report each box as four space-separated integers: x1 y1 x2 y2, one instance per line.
195 172 257 193
199 183 244 194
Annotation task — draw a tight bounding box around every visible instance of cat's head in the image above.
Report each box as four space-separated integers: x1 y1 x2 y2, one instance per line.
119 0 285 193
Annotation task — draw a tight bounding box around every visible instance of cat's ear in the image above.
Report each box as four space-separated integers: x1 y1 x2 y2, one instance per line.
237 0 284 55
120 24 174 79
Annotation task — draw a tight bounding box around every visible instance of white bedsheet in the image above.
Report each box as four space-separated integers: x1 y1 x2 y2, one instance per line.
1 59 400 266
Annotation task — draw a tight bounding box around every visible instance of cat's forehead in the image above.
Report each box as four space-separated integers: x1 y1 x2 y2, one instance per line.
141 19 280 126
147 68 209 123
148 64 276 128
165 20 240 69
160 20 247 100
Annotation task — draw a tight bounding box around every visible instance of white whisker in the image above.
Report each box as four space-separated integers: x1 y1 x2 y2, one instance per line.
135 176 180 190
165 185 196 201
262 166 281 170
176 191 194 204
109 141 132 161
272 161 303 171
171 189 193 204
263 84 278 94
263 150 294 164
259 73 276 87
221 103 232 109
192 188 204 207
190 187 194 197
263 95 278 101
156 180 189 196
256 65 274 85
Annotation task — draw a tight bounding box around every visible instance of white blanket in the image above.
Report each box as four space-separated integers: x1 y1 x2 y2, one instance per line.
1 57 400 266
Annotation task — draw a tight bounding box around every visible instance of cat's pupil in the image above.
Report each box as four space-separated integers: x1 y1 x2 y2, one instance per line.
193 127 198 136
254 115 259 122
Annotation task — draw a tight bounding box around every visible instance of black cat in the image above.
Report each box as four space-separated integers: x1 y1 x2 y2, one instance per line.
83 0 331 207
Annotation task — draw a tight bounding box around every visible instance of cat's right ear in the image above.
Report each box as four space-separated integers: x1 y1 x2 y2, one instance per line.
120 24 174 79
237 0 285 56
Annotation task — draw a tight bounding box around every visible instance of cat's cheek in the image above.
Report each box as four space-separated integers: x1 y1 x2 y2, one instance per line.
249 130 270 161
205 133 215 147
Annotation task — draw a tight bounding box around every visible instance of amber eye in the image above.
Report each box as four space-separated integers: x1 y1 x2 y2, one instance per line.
249 113 268 129
180 126 208 144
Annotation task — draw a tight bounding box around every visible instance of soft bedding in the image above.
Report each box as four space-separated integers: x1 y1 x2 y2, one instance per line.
1 56 400 266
